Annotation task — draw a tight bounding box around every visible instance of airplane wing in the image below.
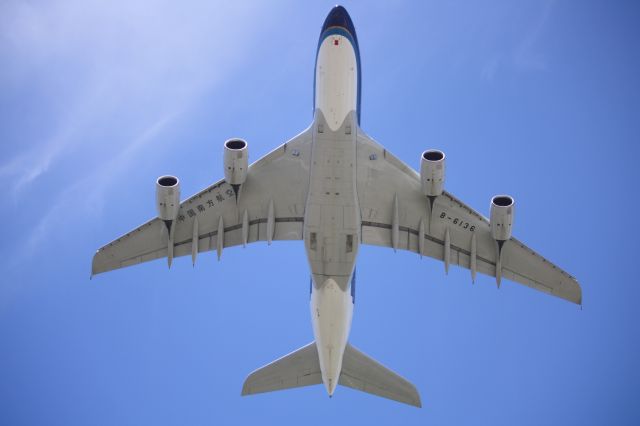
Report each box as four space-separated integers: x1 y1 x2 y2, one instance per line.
92 128 312 275
355 131 582 305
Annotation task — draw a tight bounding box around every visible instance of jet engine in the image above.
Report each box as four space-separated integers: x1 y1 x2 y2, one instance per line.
156 175 181 221
223 138 249 186
420 150 445 197
490 195 515 241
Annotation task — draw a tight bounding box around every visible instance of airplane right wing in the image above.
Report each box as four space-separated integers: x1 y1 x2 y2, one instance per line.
355 131 582 305
92 128 312 276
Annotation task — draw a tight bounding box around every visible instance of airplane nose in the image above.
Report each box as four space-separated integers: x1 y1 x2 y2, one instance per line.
321 5 356 36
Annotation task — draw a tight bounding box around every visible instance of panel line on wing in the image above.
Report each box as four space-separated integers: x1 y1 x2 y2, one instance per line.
361 221 495 266
174 217 305 249
109 217 305 267
362 222 562 293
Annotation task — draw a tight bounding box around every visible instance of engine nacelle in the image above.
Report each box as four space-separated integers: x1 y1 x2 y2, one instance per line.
223 138 249 186
490 195 515 241
420 150 445 197
156 175 181 221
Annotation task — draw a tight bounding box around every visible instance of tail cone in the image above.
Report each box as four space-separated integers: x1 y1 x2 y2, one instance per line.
325 377 337 396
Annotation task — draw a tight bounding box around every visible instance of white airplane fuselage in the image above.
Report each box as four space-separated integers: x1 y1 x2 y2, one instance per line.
304 19 361 396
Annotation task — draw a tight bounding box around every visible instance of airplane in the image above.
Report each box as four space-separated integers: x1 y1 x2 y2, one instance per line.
92 5 582 408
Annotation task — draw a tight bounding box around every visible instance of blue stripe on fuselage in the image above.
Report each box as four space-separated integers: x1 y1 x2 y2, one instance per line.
313 26 362 125
350 268 356 304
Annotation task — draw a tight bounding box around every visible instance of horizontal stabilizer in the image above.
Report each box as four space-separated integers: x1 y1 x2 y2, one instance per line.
241 342 322 395
339 344 422 408
241 342 421 408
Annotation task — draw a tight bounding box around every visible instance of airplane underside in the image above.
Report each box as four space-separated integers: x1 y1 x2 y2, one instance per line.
91 5 581 409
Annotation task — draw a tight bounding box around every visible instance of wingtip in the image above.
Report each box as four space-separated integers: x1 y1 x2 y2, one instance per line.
240 373 255 396
240 380 249 396
577 284 583 307
408 384 422 408
569 277 582 306
91 251 101 278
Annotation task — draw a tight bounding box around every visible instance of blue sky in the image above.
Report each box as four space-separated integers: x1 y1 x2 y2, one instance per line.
1 0 639 425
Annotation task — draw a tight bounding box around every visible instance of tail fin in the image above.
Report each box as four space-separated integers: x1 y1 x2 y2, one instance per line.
241 342 322 395
241 342 421 408
339 344 422 408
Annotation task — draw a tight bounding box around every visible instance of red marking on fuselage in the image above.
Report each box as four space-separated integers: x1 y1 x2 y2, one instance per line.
334 39 339 46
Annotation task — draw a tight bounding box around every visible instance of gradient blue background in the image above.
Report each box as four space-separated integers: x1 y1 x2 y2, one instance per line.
1 1 639 425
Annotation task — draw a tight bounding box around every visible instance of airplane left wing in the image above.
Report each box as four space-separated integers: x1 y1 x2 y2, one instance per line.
92 128 312 275
355 131 581 304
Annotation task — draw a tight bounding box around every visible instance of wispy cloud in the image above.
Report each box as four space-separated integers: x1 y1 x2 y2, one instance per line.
0 0 273 195
474 0 555 81
22 111 177 260
0 0 283 269
481 54 503 81
514 0 555 72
